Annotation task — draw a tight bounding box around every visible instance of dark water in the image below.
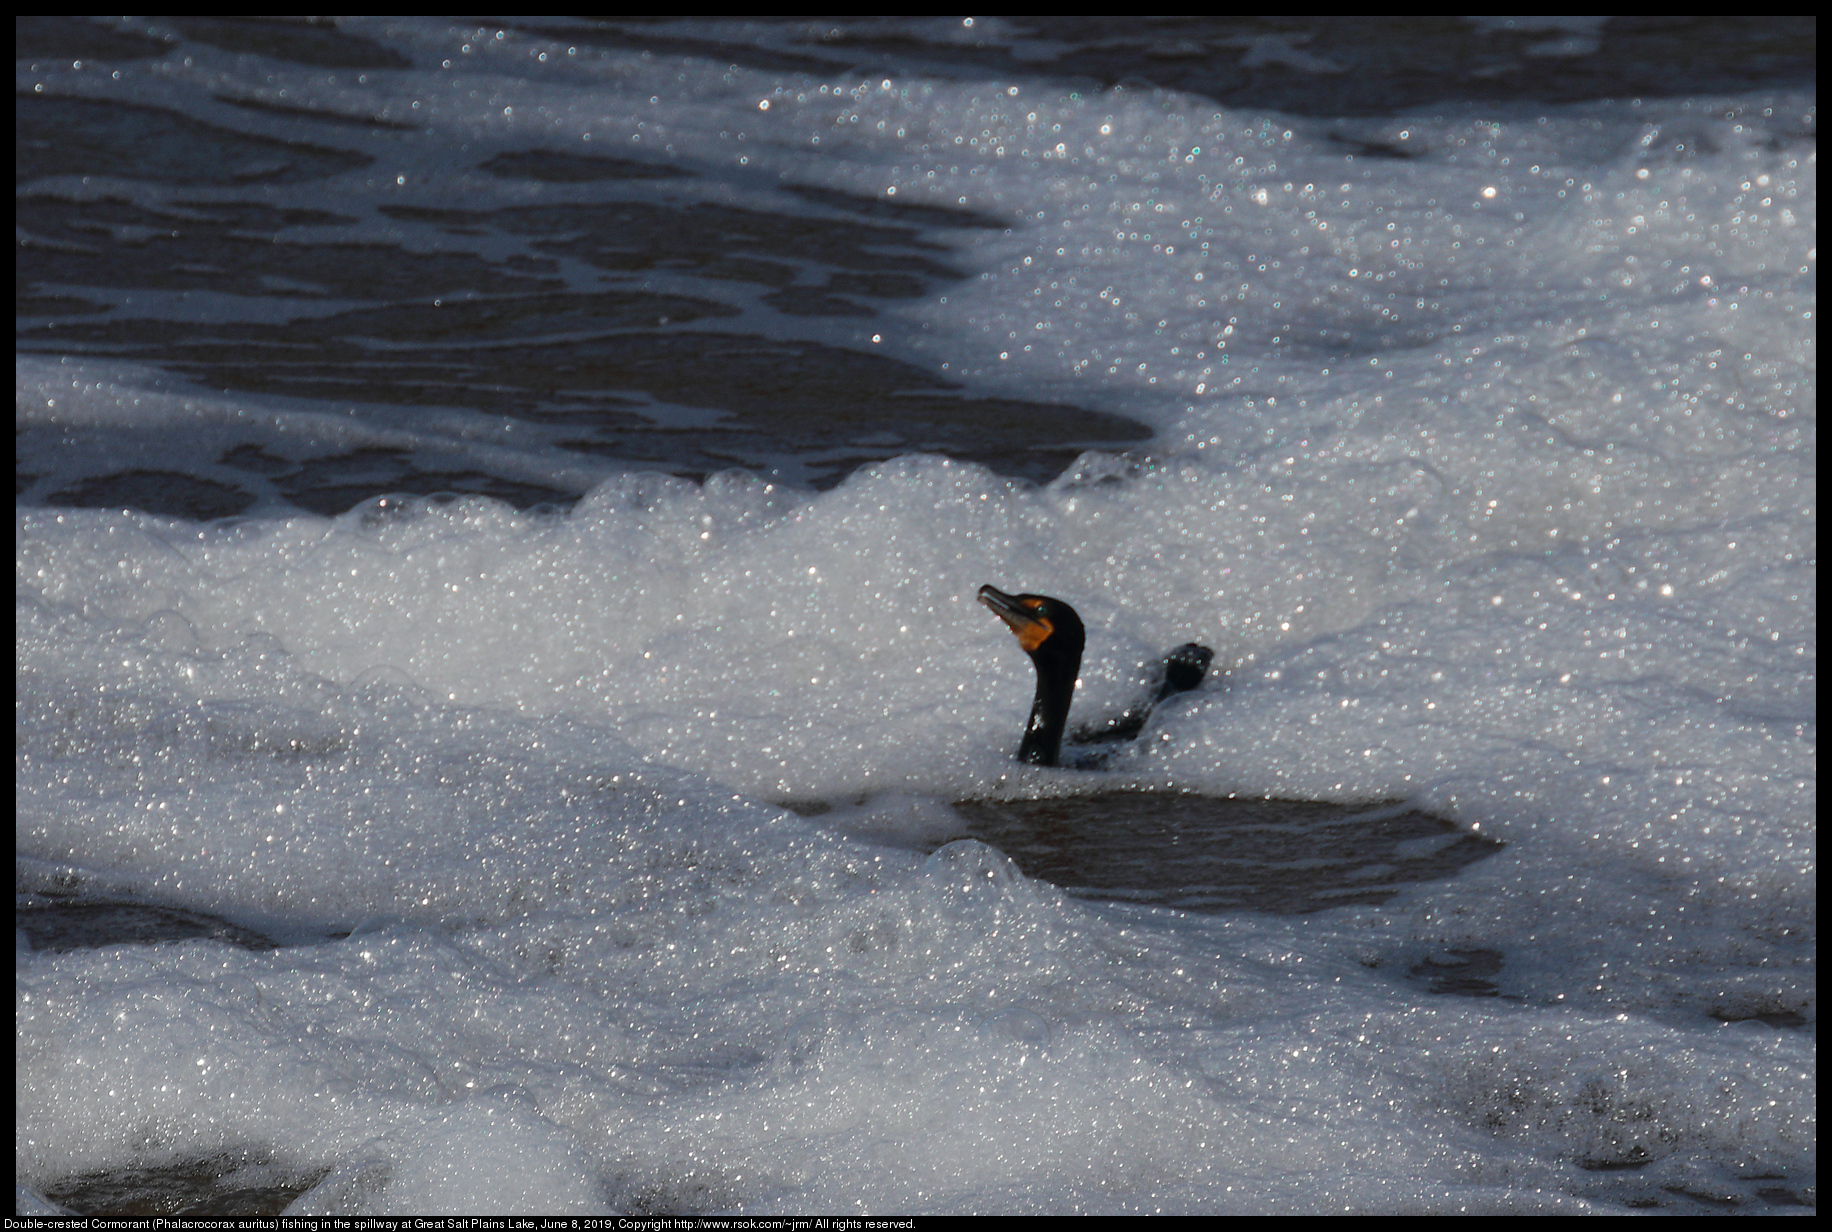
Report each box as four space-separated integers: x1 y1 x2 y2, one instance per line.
949 791 1504 915
531 16 1815 116
16 901 280 953
39 1152 325 1218
16 17 1815 518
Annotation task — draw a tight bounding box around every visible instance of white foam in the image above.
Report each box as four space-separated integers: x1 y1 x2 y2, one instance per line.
16 18 1814 1214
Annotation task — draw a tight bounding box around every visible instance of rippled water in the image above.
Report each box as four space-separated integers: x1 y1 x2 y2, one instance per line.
17 16 1815 508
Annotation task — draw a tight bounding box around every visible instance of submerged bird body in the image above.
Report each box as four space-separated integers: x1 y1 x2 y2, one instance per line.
978 583 1211 768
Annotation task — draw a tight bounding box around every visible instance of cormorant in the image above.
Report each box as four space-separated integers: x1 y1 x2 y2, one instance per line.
978 583 1213 768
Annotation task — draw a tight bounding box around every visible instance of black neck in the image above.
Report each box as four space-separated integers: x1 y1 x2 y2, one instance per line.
1017 664 1077 767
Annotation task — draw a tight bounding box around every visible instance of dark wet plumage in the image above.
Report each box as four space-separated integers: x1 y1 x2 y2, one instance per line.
978 584 1212 768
